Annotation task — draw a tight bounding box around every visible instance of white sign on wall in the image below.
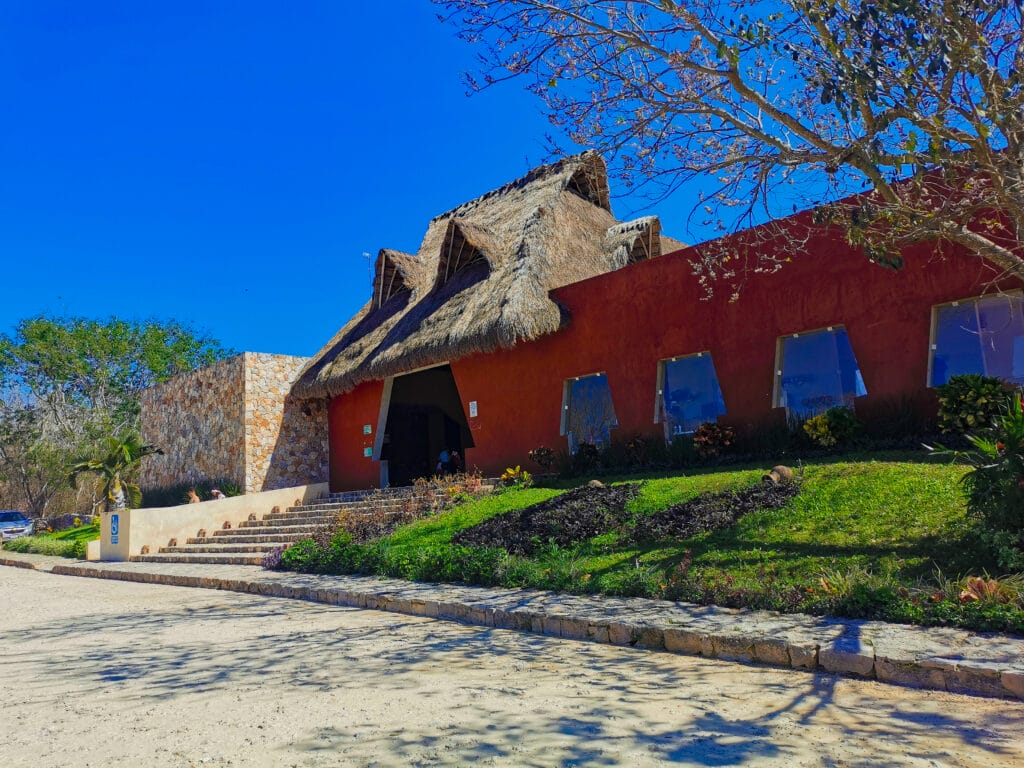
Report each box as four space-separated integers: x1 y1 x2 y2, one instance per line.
468 401 478 418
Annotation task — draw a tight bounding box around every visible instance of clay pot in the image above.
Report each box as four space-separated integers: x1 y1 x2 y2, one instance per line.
762 465 794 485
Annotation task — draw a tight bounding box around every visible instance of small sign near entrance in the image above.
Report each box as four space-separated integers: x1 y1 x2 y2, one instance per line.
363 447 373 458
110 513 119 545
468 400 478 418
362 424 372 435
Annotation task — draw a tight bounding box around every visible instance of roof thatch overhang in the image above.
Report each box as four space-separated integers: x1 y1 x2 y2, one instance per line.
292 152 679 399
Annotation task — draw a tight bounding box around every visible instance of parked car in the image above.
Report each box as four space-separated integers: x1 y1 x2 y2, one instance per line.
0 511 33 542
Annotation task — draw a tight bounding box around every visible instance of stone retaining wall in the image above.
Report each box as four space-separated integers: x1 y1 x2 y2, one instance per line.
140 353 328 495
140 356 246 491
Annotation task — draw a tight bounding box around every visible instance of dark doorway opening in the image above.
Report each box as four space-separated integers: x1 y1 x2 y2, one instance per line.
381 365 473 487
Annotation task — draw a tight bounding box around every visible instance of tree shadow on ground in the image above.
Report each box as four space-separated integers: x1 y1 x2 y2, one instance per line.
3 585 1022 766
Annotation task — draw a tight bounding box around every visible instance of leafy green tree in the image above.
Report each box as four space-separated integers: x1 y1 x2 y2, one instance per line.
0 316 229 516
69 433 163 514
437 0 1024 283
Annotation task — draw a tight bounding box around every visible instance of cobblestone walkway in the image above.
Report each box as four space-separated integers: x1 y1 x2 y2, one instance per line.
4 550 1023 700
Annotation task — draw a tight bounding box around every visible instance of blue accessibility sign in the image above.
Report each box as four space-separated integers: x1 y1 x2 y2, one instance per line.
110 513 119 544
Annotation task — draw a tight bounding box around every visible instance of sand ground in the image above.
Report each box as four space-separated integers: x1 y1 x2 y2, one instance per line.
1 566 1022 767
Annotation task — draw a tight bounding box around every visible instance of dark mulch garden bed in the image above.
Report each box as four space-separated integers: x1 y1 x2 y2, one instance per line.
630 481 800 542
453 482 643 555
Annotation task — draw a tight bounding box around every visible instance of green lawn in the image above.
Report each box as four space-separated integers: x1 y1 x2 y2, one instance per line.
2 523 99 558
283 456 1023 633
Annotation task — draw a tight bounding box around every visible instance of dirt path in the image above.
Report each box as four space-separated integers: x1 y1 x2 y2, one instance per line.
2 566 1022 767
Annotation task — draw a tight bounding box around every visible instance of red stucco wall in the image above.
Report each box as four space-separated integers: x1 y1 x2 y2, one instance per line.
327 223 1020 490
328 379 383 490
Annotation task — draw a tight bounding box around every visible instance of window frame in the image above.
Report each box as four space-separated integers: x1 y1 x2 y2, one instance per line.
927 290 1024 387
772 324 866 415
653 351 727 438
560 371 618 453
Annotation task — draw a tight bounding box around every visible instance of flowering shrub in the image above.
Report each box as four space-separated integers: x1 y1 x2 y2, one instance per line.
802 406 861 448
691 423 735 459
528 446 555 471
262 545 287 570
960 392 1024 569
936 374 1010 434
345 472 488 542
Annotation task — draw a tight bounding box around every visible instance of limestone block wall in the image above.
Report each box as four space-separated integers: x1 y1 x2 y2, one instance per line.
244 353 329 493
140 353 329 496
140 356 247 492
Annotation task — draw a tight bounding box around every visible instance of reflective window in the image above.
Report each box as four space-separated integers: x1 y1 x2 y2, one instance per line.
562 373 618 454
932 294 1024 385
659 353 727 438
775 327 867 417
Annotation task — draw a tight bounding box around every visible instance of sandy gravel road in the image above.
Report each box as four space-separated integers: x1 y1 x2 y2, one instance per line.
1 566 1022 768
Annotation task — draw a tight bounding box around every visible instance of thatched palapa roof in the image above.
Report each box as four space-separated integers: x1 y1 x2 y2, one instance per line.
292 152 684 399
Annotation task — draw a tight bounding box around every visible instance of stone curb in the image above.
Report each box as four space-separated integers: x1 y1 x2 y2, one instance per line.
0 553 45 570
4 552 1022 701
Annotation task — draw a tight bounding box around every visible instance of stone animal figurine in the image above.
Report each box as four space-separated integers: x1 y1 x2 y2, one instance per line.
271 506 280 514
168 538 178 547
222 521 232 530
248 513 257 521
140 545 150 555
197 529 206 538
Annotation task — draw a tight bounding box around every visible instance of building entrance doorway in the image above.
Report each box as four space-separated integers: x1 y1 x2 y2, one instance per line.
380 365 473 487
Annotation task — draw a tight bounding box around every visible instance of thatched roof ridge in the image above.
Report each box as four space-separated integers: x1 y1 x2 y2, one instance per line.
430 151 611 224
292 152 676 399
605 216 662 266
372 249 420 309
435 218 498 289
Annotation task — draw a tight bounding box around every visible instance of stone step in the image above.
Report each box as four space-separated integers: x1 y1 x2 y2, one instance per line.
214 523 323 537
240 516 336 529
262 511 341 522
261 509 406 525
320 489 415 502
247 518 336 530
161 543 289 554
131 552 266 566
187 532 313 545
288 500 408 513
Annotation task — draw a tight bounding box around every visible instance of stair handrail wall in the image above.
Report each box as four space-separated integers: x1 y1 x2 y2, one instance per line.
98 482 329 562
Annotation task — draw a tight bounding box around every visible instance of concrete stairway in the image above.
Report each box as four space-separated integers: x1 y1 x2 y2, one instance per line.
131 488 414 566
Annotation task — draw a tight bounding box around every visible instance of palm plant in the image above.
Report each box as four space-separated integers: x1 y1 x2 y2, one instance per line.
69 433 163 514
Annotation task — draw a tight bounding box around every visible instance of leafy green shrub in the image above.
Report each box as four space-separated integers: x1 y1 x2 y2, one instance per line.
3 535 87 558
936 374 1010 434
960 392 1024 569
499 465 533 490
279 539 327 572
802 406 862 448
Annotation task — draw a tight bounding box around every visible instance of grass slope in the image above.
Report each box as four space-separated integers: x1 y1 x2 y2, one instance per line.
280 458 1024 633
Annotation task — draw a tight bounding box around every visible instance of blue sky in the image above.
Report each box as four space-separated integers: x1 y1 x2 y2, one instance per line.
0 2 702 357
